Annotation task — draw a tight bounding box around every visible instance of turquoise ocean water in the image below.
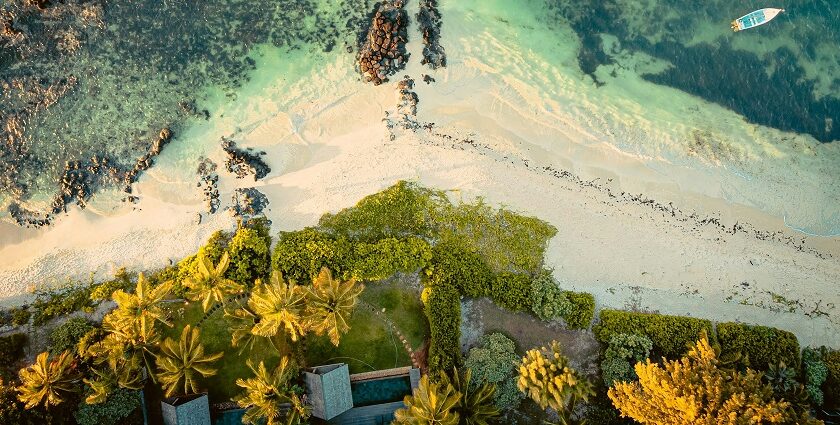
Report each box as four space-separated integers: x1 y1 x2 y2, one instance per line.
0 0 837 231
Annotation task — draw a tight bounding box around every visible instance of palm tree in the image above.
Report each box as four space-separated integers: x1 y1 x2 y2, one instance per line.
156 325 223 397
249 271 308 345
16 351 81 409
234 357 309 425
305 267 364 346
442 368 499 425
89 311 163 385
394 374 461 425
82 361 142 405
110 273 173 337
184 252 245 312
224 298 267 355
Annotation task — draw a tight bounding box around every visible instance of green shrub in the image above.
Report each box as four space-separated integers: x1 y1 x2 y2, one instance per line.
10 307 30 326
176 230 232 284
424 283 461 373
89 269 133 302
601 333 652 386
31 283 96 326
74 388 140 425
49 318 95 355
318 180 440 241
716 322 799 371
350 237 433 281
489 272 532 312
563 291 595 330
464 333 524 410
594 310 714 359
226 224 272 285
425 241 493 298
822 350 840 408
435 201 556 274
271 228 354 284
802 347 828 406
530 271 571 321
0 334 26 374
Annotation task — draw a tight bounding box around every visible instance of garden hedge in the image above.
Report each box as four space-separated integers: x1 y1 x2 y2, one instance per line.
423 283 461 372
821 350 840 407
271 228 355 284
716 322 799 371
350 237 433 281
563 291 595 330
594 310 714 359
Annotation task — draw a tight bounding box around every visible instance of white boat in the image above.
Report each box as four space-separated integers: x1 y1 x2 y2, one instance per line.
731 8 785 32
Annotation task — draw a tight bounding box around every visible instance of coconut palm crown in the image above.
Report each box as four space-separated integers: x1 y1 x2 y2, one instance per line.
16 350 81 409
443 368 499 425
156 325 224 397
305 267 364 346
184 251 245 312
234 356 310 425
110 272 173 336
248 271 308 343
394 374 461 425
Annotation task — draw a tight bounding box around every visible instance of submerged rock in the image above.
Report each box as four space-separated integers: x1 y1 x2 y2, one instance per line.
417 0 446 69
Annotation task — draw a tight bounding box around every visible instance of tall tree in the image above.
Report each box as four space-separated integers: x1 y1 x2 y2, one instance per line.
249 271 308 345
224 298 266 355
183 252 245 312
156 325 223 397
608 335 822 425
16 351 81 409
86 308 163 386
109 273 173 340
394 374 461 425
305 267 364 346
517 341 593 425
443 368 499 425
234 357 309 425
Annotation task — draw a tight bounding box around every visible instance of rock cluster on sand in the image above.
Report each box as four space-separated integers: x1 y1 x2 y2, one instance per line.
229 188 269 220
417 0 445 69
221 138 271 181
197 157 220 214
123 128 173 193
357 0 409 85
397 76 419 118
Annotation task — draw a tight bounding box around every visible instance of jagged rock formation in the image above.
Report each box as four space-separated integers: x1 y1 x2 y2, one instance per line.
221 138 271 181
417 0 445 69
196 157 220 214
357 0 409 85
229 188 269 220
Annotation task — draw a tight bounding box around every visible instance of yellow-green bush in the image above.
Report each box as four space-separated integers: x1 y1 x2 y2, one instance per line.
825 350 840 408
594 310 714 359
271 227 355 284
489 272 532 312
226 223 272 285
424 283 461 372
563 291 595 330
716 322 799 371
350 237 433 281
425 241 493 298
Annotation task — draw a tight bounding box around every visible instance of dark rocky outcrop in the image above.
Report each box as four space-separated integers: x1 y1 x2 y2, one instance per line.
417 0 445 69
229 187 269 220
221 138 271 181
123 128 173 193
196 157 220 214
357 0 410 85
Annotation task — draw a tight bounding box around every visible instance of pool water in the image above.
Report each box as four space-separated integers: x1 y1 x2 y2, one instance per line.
350 376 413 408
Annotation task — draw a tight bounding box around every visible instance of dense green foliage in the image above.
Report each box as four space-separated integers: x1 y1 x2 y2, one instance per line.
319 180 440 241
489 272 532 312
226 222 272 285
49 318 95 355
824 350 840 407
530 271 571 321
801 348 828 406
563 291 595 330
73 388 140 425
716 322 800 371
88 269 133 302
271 228 354 283
424 284 461 373
0 334 27 377
601 333 653 387
11 307 31 326
31 284 97 326
177 230 232 286
464 333 524 411
594 310 715 359
426 241 493 298
435 201 556 275
350 237 433 281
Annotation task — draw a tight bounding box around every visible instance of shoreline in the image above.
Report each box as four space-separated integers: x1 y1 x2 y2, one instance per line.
1 0 838 350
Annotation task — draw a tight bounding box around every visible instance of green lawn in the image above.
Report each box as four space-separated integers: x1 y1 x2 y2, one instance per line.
305 281 428 374
164 302 280 403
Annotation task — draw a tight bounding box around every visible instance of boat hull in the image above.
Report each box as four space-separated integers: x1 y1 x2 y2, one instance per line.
731 8 784 32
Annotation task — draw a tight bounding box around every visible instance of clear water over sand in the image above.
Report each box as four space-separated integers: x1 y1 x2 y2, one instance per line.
1 0 838 234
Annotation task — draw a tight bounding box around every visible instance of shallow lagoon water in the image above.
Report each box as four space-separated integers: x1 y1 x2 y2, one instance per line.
0 0 838 234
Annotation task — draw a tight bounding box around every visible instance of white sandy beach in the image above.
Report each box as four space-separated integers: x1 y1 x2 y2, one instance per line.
1 0 838 348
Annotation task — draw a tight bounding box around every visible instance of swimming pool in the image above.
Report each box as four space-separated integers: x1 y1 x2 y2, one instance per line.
350 376 413 408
